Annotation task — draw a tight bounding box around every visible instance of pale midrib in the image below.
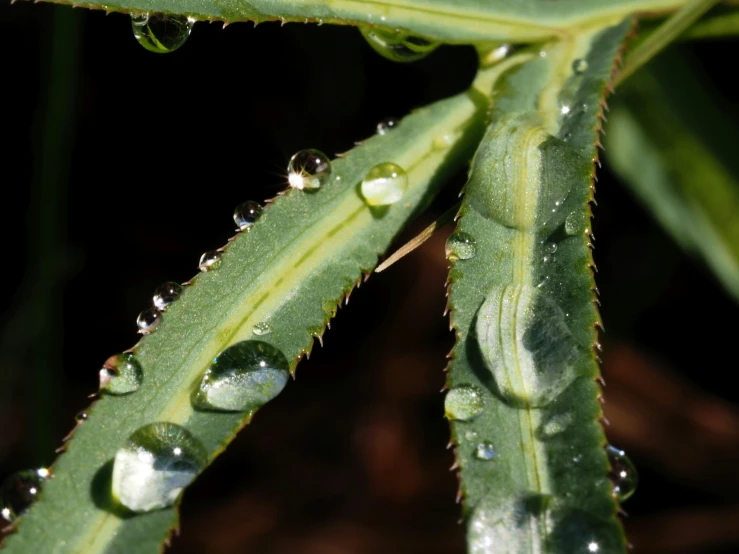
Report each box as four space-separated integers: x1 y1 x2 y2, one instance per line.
71 96 479 554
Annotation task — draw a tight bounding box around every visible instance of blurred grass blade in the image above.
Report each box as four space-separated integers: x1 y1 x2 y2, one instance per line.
606 53 739 300
1 62 511 554
617 0 720 85
636 6 739 41
446 20 632 553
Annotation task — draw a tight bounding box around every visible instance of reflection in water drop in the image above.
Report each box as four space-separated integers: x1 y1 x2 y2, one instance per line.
359 26 438 62
360 162 408 206
99 353 144 395
131 13 194 54
0 469 48 522
193 340 290 412
111 422 207 512
137 307 162 335
288 149 332 191
607 445 638 501
233 200 263 230
153 281 184 311
198 250 222 272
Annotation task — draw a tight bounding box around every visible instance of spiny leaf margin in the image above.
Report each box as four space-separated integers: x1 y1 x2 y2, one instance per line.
445 20 632 554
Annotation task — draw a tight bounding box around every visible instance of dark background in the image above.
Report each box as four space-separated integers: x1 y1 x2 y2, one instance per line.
1 5 739 552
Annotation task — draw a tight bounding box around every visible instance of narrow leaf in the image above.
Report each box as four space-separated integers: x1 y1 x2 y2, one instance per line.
606 54 739 300
1 65 503 554
446 20 632 553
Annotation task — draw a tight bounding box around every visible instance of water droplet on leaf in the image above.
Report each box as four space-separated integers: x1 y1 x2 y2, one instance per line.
565 210 588 236
1 469 48 522
111 422 207 512
537 412 574 439
252 322 271 336
198 250 222 272
193 340 290 412
75 410 88 423
359 26 438 62
607 445 637 501
137 307 162 335
99 353 144 395
445 385 484 421
131 13 193 54
360 162 408 206
288 149 331 191
376 117 398 135
153 281 184 311
233 200 263 230
572 58 588 74
475 442 496 461
446 232 476 261
476 284 585 407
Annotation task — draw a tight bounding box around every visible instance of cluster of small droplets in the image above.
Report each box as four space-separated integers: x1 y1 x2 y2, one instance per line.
1 468 50 522
136 280 186 334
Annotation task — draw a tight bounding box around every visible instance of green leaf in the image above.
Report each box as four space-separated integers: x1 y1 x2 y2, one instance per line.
606 53 739 301
1 66 502 554
33 0 695 43
445 20 631 553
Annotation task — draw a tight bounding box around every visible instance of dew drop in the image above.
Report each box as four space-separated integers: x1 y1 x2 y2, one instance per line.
359 26 438 62
193 340 290 412
445 232 477 261
137 307 162 335
376 117 398 135
565 210 588 236
360 162 408 206
153 281 184 311
75 410 88 423
287 149 332 191
475 442 496 461
198 250 222 272
537 412 574 439
1 469 48 522
131 13 193 54
607 445 638 501
111 422 207 513
233 200 263 230
476 284 585 407
445 385 484 421
432 132 455 150
572 58 588 74
548 243 558 254
464 430 478 441
252 322 271 336
99 353 144 395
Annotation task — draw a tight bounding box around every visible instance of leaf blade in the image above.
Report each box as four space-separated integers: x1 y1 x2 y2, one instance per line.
446 20 631 554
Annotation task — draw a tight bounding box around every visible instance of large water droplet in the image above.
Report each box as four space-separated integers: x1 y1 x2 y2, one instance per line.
198 250 222 272
376 117 398 135
1 469 48 522
476 284 585 407
287 149 332 191
475 442 496 461
446 232 476 261
445 385 484 421
193 340 290 412
252 322 271 336
468 494 551 554
137 307 162 335
112 422 207 513
572 58 588 74
233 200 263 230
359 27 438 62
99 353 144 395
607 445 638 501
131 13 193 54
153 281 184 311
360 162 408 206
